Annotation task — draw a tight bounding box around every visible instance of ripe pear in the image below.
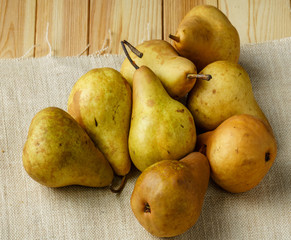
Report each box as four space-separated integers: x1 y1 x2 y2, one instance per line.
197 114 277 193
120 40 198 98
187 61 270 131
170 5 240 71
22 107 114 187
130 152 210 237
68 68 131 176
129 66 196 171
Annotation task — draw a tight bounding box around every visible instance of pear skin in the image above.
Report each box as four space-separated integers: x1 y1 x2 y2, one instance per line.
68 68 131 176
129 66 196 172
170 5 240 71
197 114 277 193
120 40 197 98
187 61 271 131
22 107 114 187
130 152 210 237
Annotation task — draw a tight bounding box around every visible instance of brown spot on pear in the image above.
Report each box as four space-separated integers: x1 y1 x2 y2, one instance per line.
146 99 155 107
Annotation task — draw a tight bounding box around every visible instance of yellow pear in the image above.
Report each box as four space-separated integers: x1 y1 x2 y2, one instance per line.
170 5 240 71
129 66 196 171
120 40 202 99
130 152 210 237
68 68 132 176
197 114 277 193
23 107 114 187
187 61 270 131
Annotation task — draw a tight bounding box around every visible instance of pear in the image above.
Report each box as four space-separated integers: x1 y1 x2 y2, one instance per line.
197 114 277 193
129 66 196 172
121 40 201 99
130 152 210 237
170 5 240 72
22 107 114 187
68 68 131 176
187 60 270 131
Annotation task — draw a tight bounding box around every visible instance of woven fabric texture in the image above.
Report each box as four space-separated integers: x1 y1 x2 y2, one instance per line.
0 38 290 240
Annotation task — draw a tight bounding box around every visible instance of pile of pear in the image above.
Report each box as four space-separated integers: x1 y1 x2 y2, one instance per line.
22 5 277 238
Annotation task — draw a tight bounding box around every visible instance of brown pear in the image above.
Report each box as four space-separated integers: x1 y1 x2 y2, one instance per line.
197 114 277 193
170 5 240 72
130 152 210 237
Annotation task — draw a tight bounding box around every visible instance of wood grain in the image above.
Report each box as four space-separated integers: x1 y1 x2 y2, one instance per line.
163 0 218 41
35 0 89 57
219 0 291 44
0 0 290 58
0 0 36 58
89 0 162 55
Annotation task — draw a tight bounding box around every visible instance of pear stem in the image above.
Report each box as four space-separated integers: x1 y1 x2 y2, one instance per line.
110 175 127 193
169 34 180 42
187 73 212 81
123 40 143 58
121 40 144 70
198 144 207 155
121 41 139 69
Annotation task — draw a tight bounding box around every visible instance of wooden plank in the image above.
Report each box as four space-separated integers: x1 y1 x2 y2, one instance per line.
0 0 290 59
0 0 36 58
35 0 89 57
218 0 291 44
89 0 163 55
163 0 218 41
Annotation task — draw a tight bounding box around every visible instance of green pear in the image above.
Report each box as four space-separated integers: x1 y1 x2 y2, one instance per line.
22 107 114 187
131 152 210 237
129 66 196 172
196 114 277 193
170 5 240 72
187 61 271 131
120 40 198 98
68 68 132 176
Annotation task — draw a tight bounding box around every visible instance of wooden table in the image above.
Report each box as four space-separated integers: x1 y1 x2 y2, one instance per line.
1 0 291 58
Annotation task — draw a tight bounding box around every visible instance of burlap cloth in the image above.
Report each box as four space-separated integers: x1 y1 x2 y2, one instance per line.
0 38 290 240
